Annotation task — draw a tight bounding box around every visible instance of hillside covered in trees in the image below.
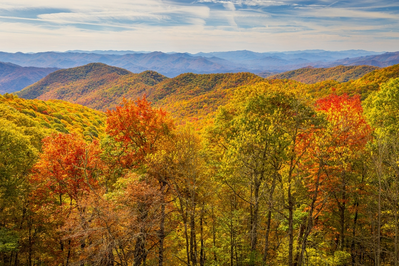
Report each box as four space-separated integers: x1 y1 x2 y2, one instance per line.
17 63 399 121
2 65 399 265
268 65 379 84
17 63 265 121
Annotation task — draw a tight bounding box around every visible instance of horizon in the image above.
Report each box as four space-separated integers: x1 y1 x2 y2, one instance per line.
0 0 398 53
0 49 395 55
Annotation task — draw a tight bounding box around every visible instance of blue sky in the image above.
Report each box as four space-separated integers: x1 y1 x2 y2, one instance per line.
0 0 398 53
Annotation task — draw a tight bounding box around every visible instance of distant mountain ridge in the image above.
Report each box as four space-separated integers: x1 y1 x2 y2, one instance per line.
0 62 58 93
3 50 398 101
330 52 399 67
0 50 395 84
0 51 247 78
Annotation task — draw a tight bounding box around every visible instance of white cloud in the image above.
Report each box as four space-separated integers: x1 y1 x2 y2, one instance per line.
297 7 399 20
197 0 285 6
0 0 398 52
0 0 210 26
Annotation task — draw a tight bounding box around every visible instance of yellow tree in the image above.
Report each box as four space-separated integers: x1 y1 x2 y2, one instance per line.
207 84 319 265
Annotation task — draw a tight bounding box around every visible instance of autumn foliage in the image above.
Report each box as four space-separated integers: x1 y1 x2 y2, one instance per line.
106 97 174 168
30 133 102 201
3 72 399 265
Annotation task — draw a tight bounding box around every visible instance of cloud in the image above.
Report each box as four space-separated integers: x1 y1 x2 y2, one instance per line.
296 7 399 20
0 0 398 52
0 0 210 28
197 0 285 6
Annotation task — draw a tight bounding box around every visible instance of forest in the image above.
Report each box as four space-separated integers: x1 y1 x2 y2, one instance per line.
2 66 399 265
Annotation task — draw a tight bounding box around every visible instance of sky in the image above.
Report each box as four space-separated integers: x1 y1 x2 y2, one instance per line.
0 0 398 53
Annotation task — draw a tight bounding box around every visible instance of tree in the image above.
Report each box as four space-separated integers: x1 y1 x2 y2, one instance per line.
207 84 320 265
364 78 399 265
105 97 175 266
0 119 39 264
294 93 372 265
29 132 103 265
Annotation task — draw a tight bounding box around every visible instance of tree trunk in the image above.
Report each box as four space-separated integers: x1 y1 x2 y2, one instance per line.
251 176 260 253
158 181 167 266
190 211 197 266
395 200 398 266
288 182 294 266
377 173 381 266
212 206 217 264
340 187 346 251
133 234 146 266
200 209 205 266
296 166 323 266
263 174 277 264
263 209 272 264
351 201 359 266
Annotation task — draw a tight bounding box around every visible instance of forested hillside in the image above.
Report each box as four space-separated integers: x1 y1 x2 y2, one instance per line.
17 63 133 100
0 93 105 138
307 64 399 99
269 65 379 83
2 65 399 265
17 63 399 121
18 64 264 120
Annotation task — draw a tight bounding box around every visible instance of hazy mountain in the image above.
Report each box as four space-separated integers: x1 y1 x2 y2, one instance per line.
0 51 246 78
0 50 387 77
195 50 380 64
0 62 58 93
66 50 151 55
1 50 397 94
329 52 399 67
256 71 279 78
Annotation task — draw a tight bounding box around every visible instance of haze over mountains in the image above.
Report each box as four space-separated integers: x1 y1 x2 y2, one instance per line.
0 50 397 78
1 49 398 95
0 62 58 94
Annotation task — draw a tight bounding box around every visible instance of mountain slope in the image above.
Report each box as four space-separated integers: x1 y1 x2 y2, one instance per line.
148 72 265 120
17 63 399 123
0 94 105 139
269 65 379 84
306 64 399 99
18 63 134 100
17 63 264 120
0 62 58 93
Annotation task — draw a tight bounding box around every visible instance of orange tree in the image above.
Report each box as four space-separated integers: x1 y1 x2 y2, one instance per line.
104 97 175 266
297 93 372 264
29 132 103 265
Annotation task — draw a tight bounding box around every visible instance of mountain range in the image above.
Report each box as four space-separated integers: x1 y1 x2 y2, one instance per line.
1 50 397 81
16 63 264 120
16 62 399 122
0 62 58 94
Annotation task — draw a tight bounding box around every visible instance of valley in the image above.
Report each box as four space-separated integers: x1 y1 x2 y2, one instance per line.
1 53 399 265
